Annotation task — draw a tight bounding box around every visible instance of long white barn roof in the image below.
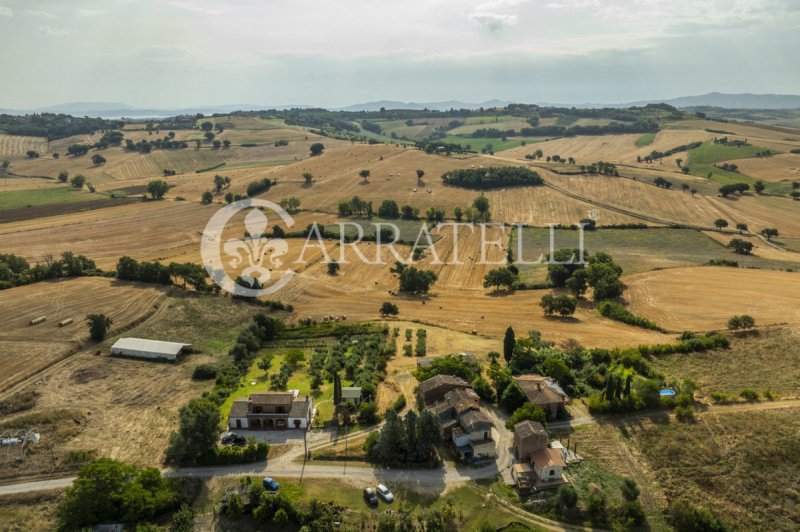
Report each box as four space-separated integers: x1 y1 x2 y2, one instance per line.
111 338 190 355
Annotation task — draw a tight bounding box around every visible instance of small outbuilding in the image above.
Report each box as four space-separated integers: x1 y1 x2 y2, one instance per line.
110 338 190 362
341 387 362 405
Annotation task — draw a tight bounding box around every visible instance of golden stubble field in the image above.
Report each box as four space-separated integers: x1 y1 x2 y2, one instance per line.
540 169 728 227
500 128 715 166
0 277 167 391
625 266 800 331
705 194 800 237
724 153 800 183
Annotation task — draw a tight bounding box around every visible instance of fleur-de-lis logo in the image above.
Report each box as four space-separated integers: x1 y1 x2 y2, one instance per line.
201 199 295 297
223 209 288 287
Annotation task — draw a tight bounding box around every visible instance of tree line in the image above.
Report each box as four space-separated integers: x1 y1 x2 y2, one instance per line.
441 166 543 189
0 113 123 140
0 251 99 290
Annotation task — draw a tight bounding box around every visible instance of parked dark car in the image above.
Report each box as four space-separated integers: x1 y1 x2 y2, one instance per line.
363 487 379 507
221 433 247 446
263 477 280 491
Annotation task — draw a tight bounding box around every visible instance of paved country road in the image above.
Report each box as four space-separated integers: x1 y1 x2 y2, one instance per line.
3 398 799 497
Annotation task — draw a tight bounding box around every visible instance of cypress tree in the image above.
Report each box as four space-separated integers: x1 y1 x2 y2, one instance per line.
503 326 516 363
333 373 341 405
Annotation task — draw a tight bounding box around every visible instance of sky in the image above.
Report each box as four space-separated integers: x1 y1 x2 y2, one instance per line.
1 0 799 109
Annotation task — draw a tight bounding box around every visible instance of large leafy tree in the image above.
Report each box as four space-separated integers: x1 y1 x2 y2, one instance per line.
57 458 178 530
165 398 220 464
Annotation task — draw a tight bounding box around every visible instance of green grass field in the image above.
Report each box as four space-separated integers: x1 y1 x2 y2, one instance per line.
686 141 776 185
0 186 104 210
512 227 800 283
218 349 335 427
440 135 545 153
131 294 263 356
555 115 578 126
208 477 539 531
634 132 656 147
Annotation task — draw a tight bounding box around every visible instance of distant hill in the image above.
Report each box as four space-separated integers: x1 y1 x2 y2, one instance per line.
333 99 511 112
0 102 311 119
3 93 800 119
630 92 800 110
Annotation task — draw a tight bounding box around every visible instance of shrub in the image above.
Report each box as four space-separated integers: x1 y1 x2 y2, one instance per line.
387 394 407 413
192 364 218 380
709 392 728 404
669 501 730 532
598 300 664 331
739 389 758 401
674 405 695 422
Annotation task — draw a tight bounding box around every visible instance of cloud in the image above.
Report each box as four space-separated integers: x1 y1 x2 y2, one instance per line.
545 0 600 11
468 12 519 31
0 6 12 17
168 1 220 15
38 26 72 37
25 9 54 18
76 9 104 17
469 0 529 31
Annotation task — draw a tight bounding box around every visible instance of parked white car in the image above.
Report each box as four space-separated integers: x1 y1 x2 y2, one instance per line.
376 483 394 503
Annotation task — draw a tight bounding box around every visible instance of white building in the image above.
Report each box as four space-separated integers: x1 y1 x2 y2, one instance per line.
110 338 190 362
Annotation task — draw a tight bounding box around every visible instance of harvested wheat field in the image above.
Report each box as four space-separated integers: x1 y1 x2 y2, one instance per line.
705 194 800 237
224 144 648 225
675 119 800 151
275 271 670 347
0 200 339 269
486 184 645 226
499 128 714 166
625 266 800 331
0 277 166 391
247 144 496 213
542 171 727 227
0 176 59 192
720 153 800 182
0 134 50 159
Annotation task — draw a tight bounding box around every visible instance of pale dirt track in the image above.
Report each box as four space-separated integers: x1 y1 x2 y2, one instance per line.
625 266 800 331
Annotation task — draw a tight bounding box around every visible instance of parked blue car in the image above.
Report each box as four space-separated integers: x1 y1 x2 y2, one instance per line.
262 477 280 491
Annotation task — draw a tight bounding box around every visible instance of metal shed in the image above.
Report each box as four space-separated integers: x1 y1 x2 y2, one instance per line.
110 338 190 361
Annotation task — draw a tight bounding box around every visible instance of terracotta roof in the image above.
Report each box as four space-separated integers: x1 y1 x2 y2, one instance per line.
444 388 479 415
229 399 249 418
250 392 294 406
289 398 310 418
514 375 568 406
459 409 492 433
514 420 548 439
531 448 566 469
419 374 471 397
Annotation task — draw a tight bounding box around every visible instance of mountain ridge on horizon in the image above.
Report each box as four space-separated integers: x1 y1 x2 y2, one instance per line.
2 92 800 119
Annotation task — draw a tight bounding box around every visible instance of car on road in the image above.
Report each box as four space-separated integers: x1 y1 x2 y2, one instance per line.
221 433 247 446
263 477 280 491
376 484 394 503
363 487 379 507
